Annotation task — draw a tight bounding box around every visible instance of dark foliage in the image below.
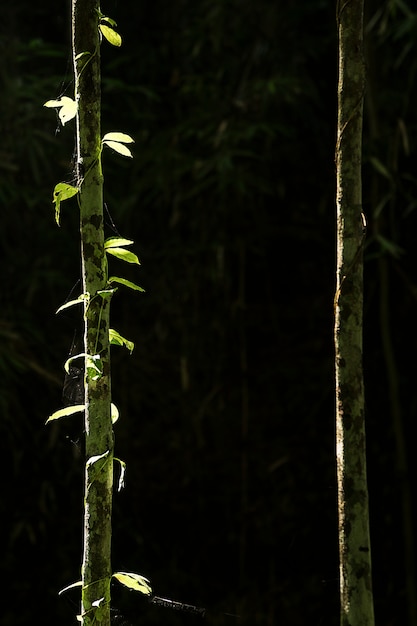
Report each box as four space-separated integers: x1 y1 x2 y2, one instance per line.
1 1 416 625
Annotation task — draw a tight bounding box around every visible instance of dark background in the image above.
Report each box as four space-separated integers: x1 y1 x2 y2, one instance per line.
1 1 417 625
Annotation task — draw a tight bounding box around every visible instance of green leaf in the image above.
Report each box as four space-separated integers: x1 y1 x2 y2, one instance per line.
97 288 117 300
104 237 134 249
44 99 65 108
114 457 126 491
46 405 85 424
87 452 107 467
56 293 89 314
44 96 77 126
112 572 152 596
86 354 102 381
102 140 133 158
75 51 91 62
86 450 110 468
108 276 145 292
52 182 79 225
109 328 135 353
99 24 122 47
59 581 82 595
106 248 140 264
111 403 119 424
100 16 117 27
102 132 134 144
64 353 85 375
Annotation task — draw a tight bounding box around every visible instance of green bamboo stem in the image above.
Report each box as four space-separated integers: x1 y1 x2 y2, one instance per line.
335 0 374 624
72 1 114 624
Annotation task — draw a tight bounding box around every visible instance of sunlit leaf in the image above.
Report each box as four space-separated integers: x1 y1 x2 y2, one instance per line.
75 51 91 62
108 276 145 292
99 24 122 47
64 353 85 374
59 581 82 595
102 140 133 158
104 237 134 249
112 572 152 595
58 100 76 126
85 354 102 382
44 96 77 126
111 403 119 424
97 288 117 300
44 99 62 108
102 132 134 144
56 293 89 314
109 328 134 353
100 15 117 28
52 182 79 225
106 247 140 264
86 450 110 468
114 457 126 491
46 405 85 424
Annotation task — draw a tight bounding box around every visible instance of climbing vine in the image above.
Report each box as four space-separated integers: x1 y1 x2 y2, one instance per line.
44 3 150 625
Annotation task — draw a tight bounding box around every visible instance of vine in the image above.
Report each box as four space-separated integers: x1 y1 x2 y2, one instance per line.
44 4 150 625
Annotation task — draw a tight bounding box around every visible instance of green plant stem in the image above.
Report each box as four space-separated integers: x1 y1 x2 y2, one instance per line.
72 1 114 625
335 0 374 624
